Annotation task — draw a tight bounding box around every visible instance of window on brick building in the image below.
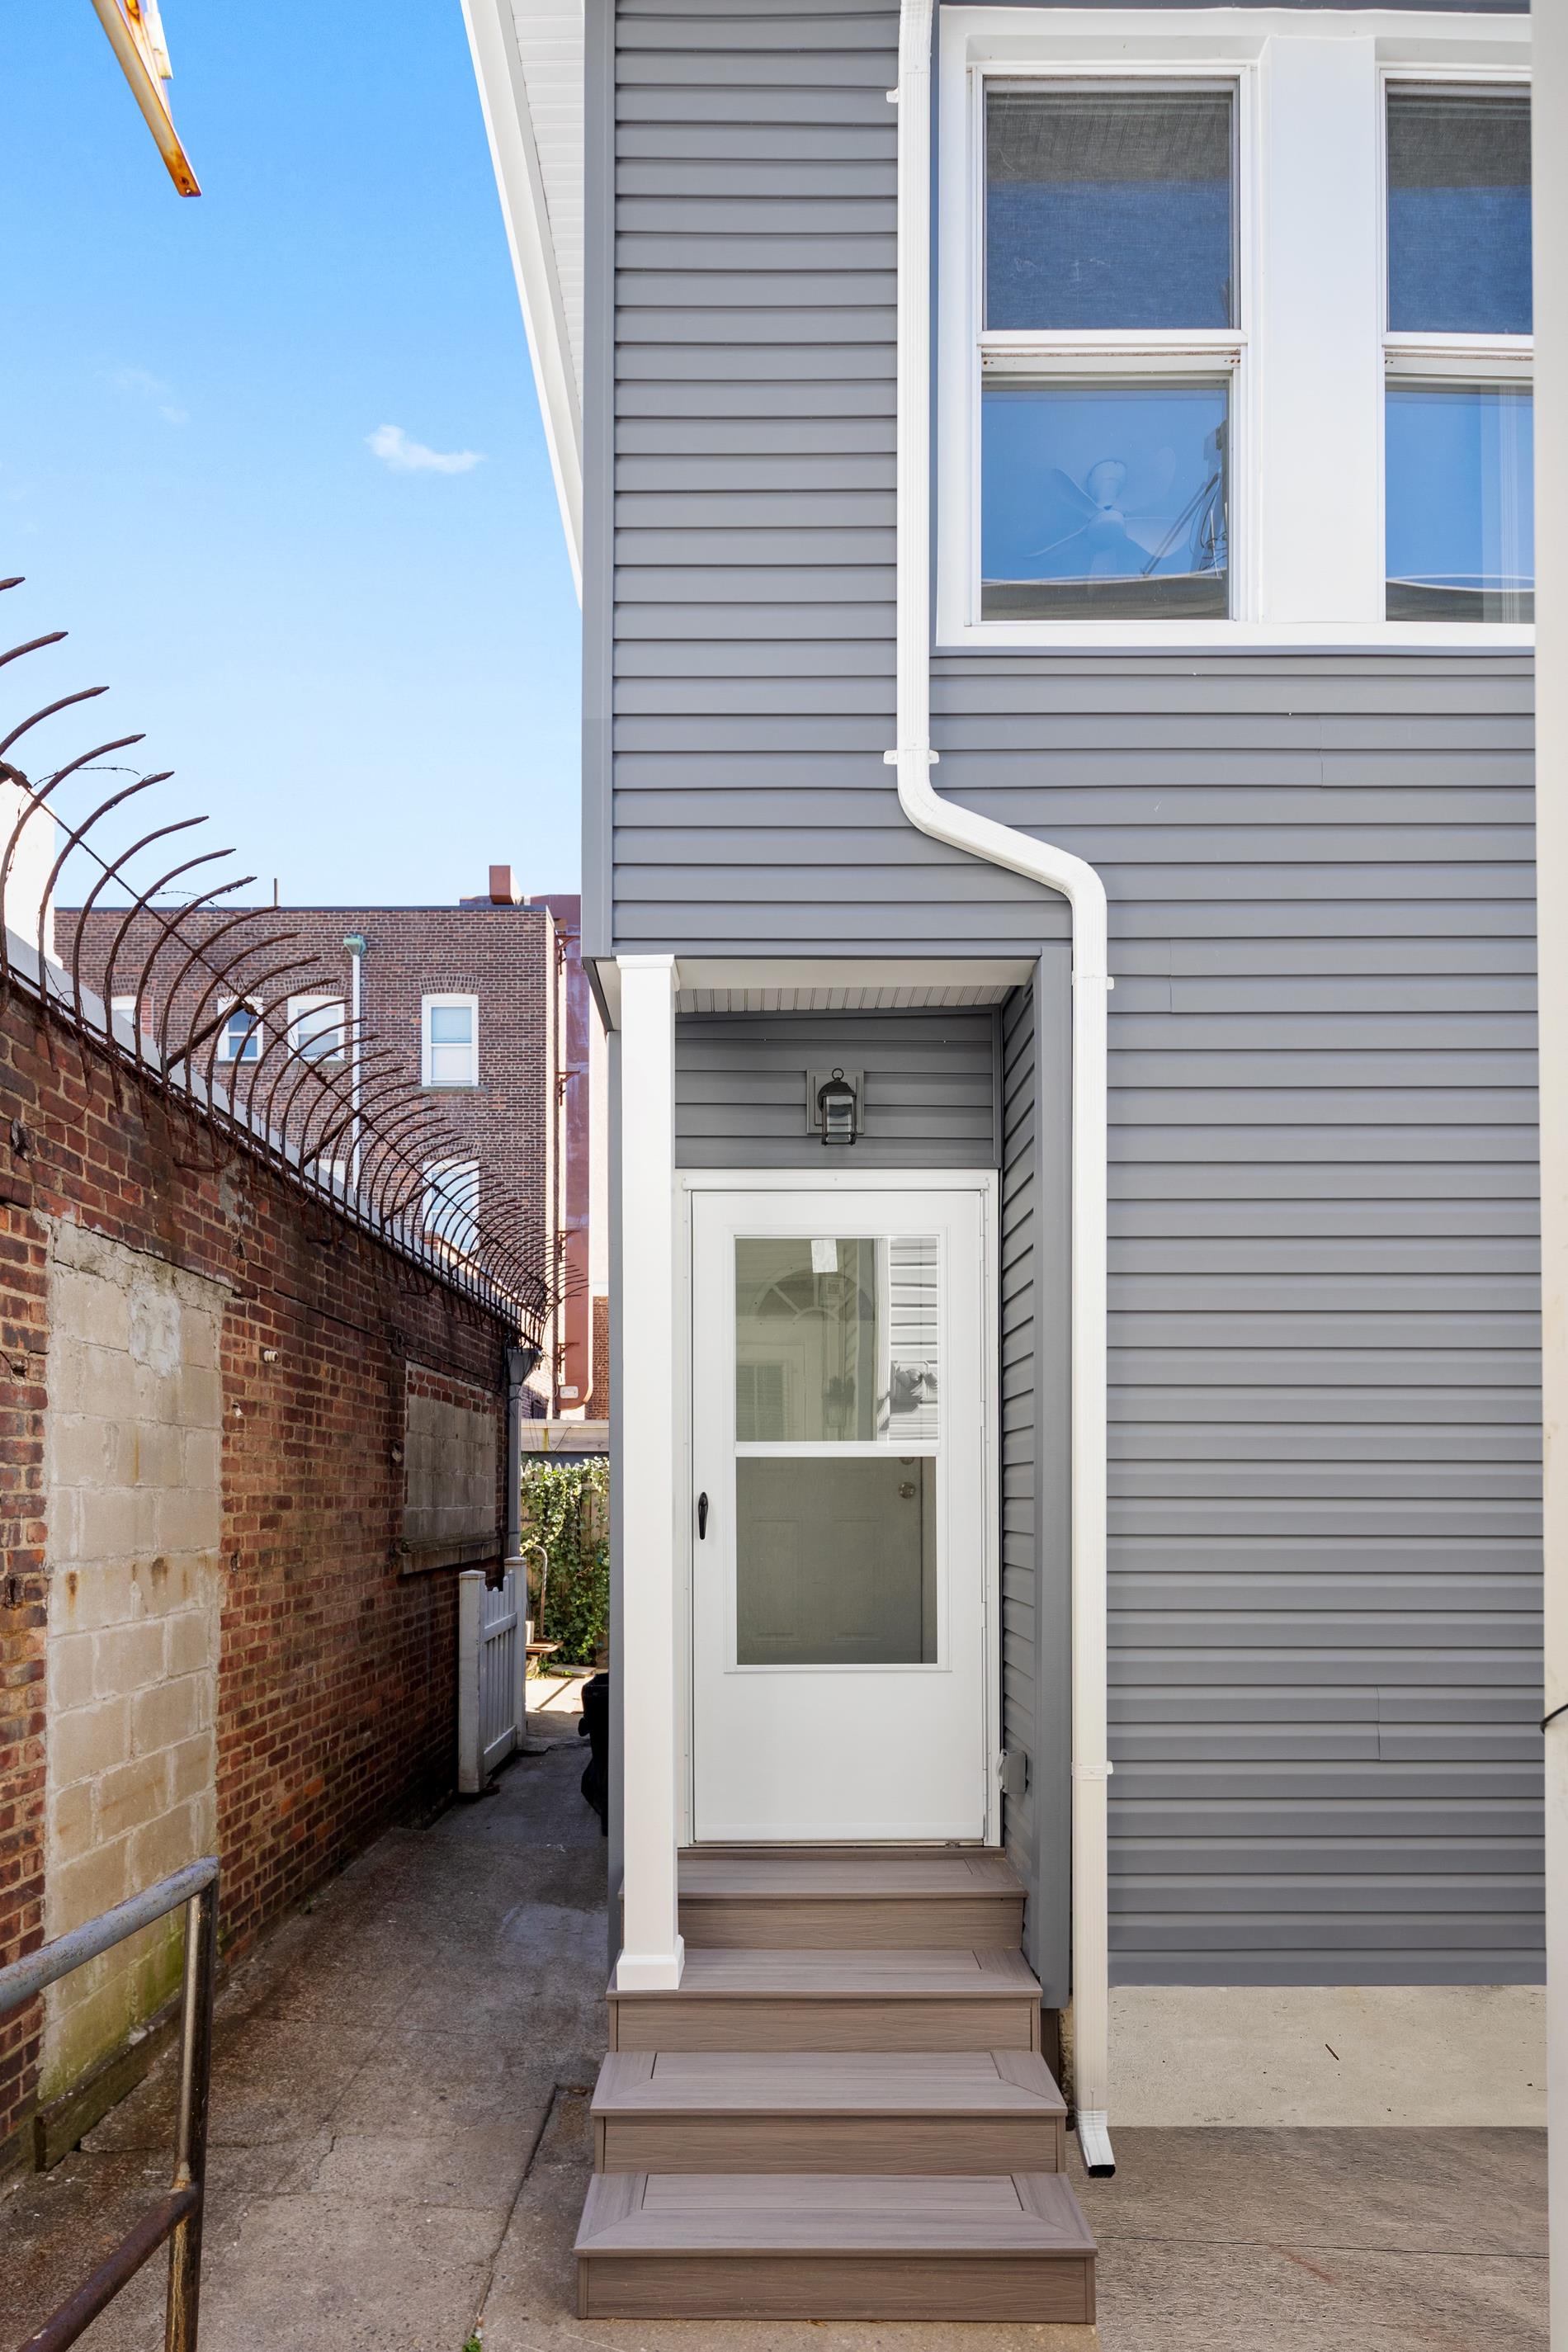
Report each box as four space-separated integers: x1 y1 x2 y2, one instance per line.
423 1158 480 1259
288 994 347 1063
422 993 479 1088
216 999 263 1063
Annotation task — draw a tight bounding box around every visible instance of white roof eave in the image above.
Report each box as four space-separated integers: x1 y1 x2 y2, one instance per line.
460 0 585 597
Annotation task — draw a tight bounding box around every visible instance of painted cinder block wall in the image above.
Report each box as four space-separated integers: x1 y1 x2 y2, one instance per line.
0 981 511 2175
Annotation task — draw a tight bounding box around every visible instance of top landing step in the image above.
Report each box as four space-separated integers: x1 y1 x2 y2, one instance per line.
676 1849 1025 1951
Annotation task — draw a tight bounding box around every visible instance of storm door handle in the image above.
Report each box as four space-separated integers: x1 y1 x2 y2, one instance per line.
697 1492 709 1540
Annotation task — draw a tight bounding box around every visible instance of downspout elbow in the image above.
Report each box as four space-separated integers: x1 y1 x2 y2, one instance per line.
886 744 1112 984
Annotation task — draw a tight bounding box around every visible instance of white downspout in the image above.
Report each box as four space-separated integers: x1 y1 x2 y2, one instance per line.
343 933 366 1192
890 0 1114 2175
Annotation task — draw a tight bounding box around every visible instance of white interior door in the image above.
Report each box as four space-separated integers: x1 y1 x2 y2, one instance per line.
690 1183 992 1843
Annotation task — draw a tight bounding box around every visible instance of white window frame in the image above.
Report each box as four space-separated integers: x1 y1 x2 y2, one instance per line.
421 991 479 1089
936 7 1533 652
215 996 264 1064
286 992 347 1064
423 1157 481 1259
1378 64 1534 620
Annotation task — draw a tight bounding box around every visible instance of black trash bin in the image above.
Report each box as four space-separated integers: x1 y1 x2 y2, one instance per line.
578 1670 609 1835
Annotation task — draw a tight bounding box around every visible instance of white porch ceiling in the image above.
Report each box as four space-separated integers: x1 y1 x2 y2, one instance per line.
592 958 1033 1027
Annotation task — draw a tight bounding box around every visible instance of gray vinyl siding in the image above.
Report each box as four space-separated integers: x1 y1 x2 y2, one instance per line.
603 0 1543 1985
999 989 1040 1929
999 966 1074 2000
673 1010 998 1168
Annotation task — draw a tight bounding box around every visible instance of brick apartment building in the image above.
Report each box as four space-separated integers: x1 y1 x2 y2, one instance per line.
57 867 600 1417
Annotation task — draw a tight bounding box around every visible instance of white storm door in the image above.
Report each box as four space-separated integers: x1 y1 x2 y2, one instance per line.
691 1184 991 1843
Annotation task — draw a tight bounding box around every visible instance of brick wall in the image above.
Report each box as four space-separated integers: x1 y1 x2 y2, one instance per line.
0 980 511 2170
0 1201 48 2168
56 899 557 1356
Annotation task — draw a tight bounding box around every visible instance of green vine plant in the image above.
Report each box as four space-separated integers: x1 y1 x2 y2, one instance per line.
519 1457 609 1670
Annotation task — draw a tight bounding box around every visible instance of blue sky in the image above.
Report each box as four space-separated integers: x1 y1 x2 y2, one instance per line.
3 2 580 907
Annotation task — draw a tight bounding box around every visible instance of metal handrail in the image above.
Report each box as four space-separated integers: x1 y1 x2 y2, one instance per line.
1 1858 220 2352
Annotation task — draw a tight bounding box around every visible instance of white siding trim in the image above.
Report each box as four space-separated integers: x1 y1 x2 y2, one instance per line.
615 954 685 1991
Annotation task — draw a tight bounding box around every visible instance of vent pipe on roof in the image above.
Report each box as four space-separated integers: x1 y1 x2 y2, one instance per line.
889 0 1114 2177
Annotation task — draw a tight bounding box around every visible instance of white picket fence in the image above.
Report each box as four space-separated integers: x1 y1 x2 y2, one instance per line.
456 1566 527 1793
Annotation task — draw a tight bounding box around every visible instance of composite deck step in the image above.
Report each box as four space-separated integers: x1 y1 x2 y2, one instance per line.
576 2169 1096 2322
676 1848 1025 1950
608 1944 1044 2052
592 2047 1067 2174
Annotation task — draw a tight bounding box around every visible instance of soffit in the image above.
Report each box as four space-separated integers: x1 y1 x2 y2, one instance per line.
509 0 584 406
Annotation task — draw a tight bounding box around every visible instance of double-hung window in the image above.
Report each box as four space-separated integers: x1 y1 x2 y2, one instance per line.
215 999 262 1064
422 993 479 1089
1383 82 1533 623
938 11 1532 646
423 1159 480 1260
287 994 347 1064
980 81 1241 621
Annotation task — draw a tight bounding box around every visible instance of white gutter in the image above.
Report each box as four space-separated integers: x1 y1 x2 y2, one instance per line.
460 0 585 597
890 0 1114 2175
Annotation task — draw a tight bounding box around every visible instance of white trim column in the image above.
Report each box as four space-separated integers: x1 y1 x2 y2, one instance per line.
613 952 684 1991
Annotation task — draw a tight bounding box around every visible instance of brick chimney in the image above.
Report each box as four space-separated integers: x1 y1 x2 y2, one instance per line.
489 864 517 905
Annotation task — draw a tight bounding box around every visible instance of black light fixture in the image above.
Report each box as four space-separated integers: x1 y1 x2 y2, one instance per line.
816 1067 859 1147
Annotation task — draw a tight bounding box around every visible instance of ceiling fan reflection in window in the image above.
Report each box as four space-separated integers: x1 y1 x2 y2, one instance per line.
1028 439 1226 583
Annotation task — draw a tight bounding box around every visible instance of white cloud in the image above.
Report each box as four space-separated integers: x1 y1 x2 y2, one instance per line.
366 423 484 476
110 366 188 426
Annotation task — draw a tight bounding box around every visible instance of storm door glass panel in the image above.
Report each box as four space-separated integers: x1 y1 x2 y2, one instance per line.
1386 382 1534 621
1387 87 1532 336
983 381 1228 619
986 87 1235 330
733 1235 940 1666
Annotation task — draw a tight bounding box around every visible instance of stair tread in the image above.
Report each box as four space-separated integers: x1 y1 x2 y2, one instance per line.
579 2169 1093 2258
594 2048 1064 2118
609 1946 1038 2000
679 1851 1023 1901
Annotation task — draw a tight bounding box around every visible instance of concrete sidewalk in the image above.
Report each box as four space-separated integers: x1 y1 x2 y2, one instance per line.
1 1700 1547 2352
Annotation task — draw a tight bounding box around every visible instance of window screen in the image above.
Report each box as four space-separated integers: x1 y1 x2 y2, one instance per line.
1386 87 1532 335
986 87 1235 331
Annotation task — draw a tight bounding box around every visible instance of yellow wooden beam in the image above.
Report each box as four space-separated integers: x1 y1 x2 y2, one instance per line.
87 0 200 197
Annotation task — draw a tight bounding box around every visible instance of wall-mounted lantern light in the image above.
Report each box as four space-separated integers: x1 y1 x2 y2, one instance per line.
816 1067 859 1147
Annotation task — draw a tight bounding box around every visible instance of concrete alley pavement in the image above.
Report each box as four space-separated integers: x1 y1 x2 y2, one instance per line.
1 1695 1547 2352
